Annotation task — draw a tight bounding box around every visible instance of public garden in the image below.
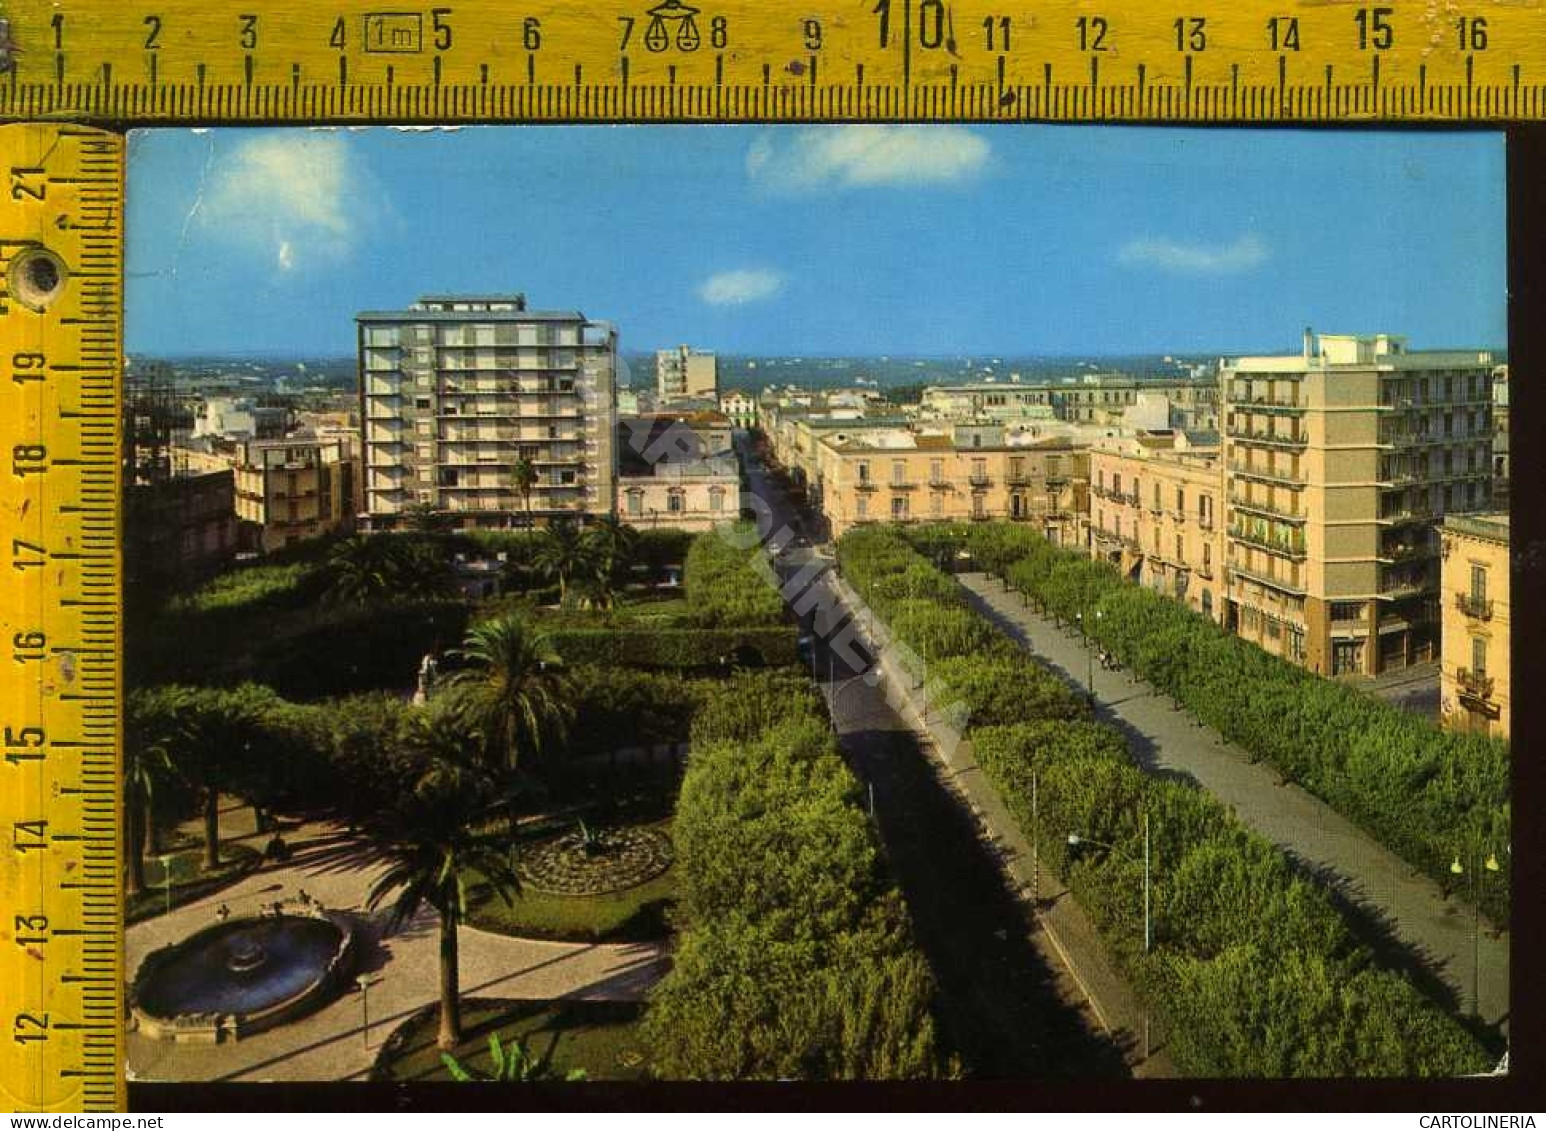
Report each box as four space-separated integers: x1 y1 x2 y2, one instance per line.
123 518 942 1082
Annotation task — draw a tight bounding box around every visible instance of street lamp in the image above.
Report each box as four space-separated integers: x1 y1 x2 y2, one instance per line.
1074 607 1104 706
356 974 380 1048
1067 813 1151 954
1450 847 1501 1019
159 853 175 917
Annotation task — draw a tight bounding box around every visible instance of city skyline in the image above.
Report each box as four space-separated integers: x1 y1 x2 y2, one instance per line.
127 125 1506 358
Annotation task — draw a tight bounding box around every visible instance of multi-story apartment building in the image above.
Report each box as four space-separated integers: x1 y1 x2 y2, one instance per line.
1087 434 1225 622
1221 331 1495 676
357 295 618 531
918 382 1058 422
1440 513 1510 739
804 423 1087 542
179 437 359 552
657 345 718 402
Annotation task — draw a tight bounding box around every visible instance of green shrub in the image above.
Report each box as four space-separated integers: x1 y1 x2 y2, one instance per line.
546 626 797 671
684 524 785 627
648 677 941 1079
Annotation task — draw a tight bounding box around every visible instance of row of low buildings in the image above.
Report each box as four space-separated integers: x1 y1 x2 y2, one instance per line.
762 331 1510 738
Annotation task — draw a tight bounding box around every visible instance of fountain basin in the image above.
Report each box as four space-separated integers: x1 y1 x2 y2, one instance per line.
131 909 357 1044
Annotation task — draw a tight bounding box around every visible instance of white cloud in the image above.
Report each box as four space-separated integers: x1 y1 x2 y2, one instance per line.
1118 234 1270 275
699 269 784 307
198 132 362 273
747 127 990 194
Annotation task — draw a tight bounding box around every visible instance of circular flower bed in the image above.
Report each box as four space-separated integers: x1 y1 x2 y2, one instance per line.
518 824 673 896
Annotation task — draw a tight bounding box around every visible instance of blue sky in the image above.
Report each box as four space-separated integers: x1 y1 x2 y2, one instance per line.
126 125 1506 357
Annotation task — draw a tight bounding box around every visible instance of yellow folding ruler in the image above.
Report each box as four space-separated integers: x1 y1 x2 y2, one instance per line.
0 0 1539 1113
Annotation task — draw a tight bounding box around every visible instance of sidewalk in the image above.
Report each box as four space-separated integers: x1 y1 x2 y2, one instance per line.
126 819 668 1083
824 570 1174 1078
959 572 1509 1033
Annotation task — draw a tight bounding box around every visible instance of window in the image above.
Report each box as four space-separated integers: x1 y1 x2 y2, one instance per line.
930 459 944 485
1202 544 1212 572
1176 486 1185 512
1470 564 1487 602
891 496 908 519
857 461 870 483
1331 601 1363 622
668 491 684 514
930 493 942 516
1471 635 1487 675
1154 483 1161 509
1175 535 1184 562
972 494 985 518
892 460 907 486
972 458 987 482
1201 590 1213 618
709 489 724 513
1332 641 1362 676
626 491 643 516
856 495 869 518
1113 473 1123 495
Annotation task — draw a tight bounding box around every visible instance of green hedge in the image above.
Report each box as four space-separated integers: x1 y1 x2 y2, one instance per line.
836 526 1491 1078
645 677 941 1080
925 521 1510 923
546 626 797 670
683 523 786 627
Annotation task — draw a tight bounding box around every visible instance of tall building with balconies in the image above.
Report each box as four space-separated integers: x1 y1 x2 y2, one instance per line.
1221 330 1495 677
357 295 618 530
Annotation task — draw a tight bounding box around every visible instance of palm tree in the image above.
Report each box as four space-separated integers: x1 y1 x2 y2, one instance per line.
124 688 189 896
511 458 538 530
530 518 597 607
326 535 454 604
444 612 571 774
363 709 521 1051
583 517 640 611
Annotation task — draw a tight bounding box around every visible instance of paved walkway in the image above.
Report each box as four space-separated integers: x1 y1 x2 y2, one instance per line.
126 820 668 1083
817 569 1173 1078
959 572 1509 1033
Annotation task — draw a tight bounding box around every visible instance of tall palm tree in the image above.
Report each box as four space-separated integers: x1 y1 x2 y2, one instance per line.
124 688 189 896
583 517 640 611
530 518 596 607
444 612 571 774
363 710 521 1051
511 457 538 530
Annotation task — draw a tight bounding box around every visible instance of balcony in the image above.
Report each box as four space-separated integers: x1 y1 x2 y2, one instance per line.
1228 494 1306 523
1377 504 1434 525
1045 474 1069 488
1169 510 1187 524
1226 426 1308 450
1124 492 1140 508
969 474 993 488
1379 577 1430 601
1229 525 1307 560
1229 463 1304 488
928 479 951 491
1228 562 1306 596
1230 395 1304 412
1006 471 1031 486
888 480 918 491
1455 591 1494 620
854 480 878 492
1455 667 1495 703
1378 542 1434 563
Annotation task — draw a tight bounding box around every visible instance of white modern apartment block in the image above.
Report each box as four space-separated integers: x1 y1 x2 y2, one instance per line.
357 294 619 530
657 345 718 401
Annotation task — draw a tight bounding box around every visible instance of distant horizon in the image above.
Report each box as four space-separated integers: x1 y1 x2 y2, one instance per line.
127 126 1505 358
